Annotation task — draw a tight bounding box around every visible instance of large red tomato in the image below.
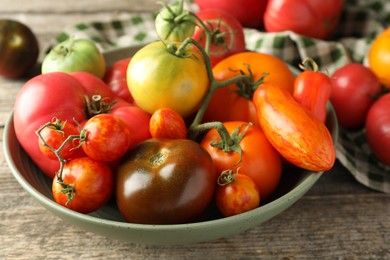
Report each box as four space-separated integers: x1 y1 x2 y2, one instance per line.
263 0 344 39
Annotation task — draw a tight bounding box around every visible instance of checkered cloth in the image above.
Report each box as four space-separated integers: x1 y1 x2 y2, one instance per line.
48 0 390 193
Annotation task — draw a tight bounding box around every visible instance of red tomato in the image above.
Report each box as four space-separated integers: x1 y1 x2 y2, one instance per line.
103 57 133 103
331 63 382 129
52 157 114 214
194 0 268 29
149 108 187 139
71 71 116 101
263 0 344 39
192 9 246 66
200 121 282 200
81 114 131 162
365 93 390 166
215 170 260 217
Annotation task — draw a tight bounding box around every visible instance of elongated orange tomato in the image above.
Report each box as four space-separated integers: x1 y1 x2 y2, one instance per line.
253 83 335 171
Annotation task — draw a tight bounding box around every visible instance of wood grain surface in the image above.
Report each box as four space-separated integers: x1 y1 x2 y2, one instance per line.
0 1 389 259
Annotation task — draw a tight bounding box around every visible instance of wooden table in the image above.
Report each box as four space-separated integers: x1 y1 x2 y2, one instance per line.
1 1 389 259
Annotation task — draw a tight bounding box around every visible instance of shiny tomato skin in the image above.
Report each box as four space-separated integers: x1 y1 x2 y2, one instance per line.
194 0 268 28
365 93 390 166
82 114 131 162
203 51 295 125
331 63 381 129
215 173 260 217
103 57 133 103
116 138 216 224
52 157 114 214
200 121 282 200
192 9 246 67
149 108 187 139
14 72 87 178
264 0 344 39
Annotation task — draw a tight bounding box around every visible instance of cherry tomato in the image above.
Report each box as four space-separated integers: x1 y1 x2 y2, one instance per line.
103 57 133 103
368 27 390 89
200 121 282 200
203 51 295 126
52 157 114 214
127 41 209 118
192 9 246 66
116 138 216 224
0 19 39 78
264 0 344 39
81 114 131 162
253 83 336 171
215 170 260 217
149 108 187 139
330 63 382 129
365 93 390 166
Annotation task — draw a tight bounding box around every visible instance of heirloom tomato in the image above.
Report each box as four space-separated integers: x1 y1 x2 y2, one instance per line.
365 93 390 166
253 83 335 171
52 157 114 214
203 51 295 125
263 0 344 39
0 19 39 78
71 71 116 101
200 121 282 200
215 170 260 217
368 27 390 89
192 9 246 66
104 57 133 103
127 41 209 118
331 63 382 129
149 108 187 139
194 0 268 28
116 138 216 224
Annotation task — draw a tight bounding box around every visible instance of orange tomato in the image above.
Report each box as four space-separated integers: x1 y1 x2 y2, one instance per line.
368 27 390 89
203 51 295 125
149 108 187 139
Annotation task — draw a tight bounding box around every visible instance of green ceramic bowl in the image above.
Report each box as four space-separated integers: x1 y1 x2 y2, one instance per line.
3 46 339 245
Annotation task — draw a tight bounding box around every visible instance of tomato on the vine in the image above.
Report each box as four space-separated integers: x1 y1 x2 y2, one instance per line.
52 157 114 214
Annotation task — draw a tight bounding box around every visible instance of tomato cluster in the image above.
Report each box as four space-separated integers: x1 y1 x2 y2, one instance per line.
12 0 338 223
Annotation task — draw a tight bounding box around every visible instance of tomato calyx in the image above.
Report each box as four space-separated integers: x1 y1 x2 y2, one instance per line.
298 57 319 72
217 169 237 186
234 67 269 99
84 94 116 118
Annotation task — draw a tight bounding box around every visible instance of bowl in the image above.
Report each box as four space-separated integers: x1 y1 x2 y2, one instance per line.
3 46 339 245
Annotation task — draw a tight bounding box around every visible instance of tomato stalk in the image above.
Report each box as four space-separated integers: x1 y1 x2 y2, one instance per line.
217 169 237 186
84 94 115 118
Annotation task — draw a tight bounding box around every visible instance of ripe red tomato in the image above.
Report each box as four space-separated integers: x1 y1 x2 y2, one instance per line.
71 71 116 101
52 157 114 214
116 138 216 224
149 108 187 139
365 93 390 166
103 57 133 103
81 114 131 162
330 63 382 129
192 9 246 66
194 0 268 28
215 170 260 217
263 0 344 39
200 121 282 200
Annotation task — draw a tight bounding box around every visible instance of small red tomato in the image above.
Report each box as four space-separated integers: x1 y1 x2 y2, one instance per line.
215 170 260 217
103 57 133 103
82 114 131 162
149 107 187 139
52 157 114 214
37 118 84 160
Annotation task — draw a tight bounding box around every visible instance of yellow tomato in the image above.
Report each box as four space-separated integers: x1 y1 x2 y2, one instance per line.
368 27 390 89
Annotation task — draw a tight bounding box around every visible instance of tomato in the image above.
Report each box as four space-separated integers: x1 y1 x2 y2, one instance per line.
52 157 114 214
215 170 260 217
368 28 390 89
127 41 209 118
37 118 84 160
0 19 39 78
149 108 187 139
200 121 282 200
81 114 131 162
263 0 344 39
253 83 336 171
330 63 382 129
71 71 116 101
116 138 216 224
365 93 390 166
192 9 246 67
41 38 106 79
194 0 268 29
103 57 133 103
203 51 295 125
293 58 332 123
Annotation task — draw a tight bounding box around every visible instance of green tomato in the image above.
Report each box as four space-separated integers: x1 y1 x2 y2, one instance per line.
41 38 106 79
127 41 209 118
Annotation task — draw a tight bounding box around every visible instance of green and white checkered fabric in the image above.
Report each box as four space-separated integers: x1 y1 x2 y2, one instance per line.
48 0 390 193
